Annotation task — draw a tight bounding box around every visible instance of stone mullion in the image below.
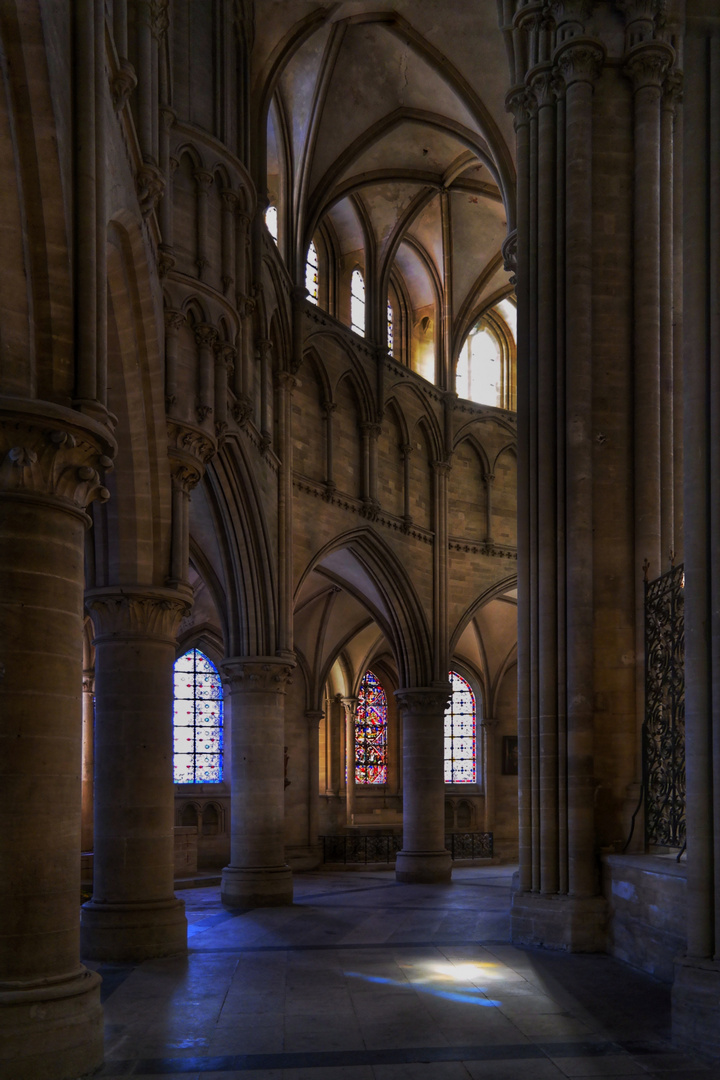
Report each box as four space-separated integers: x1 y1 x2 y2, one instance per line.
557 38 605 899
220 658 295 908
533 66 560 897
81 586 191 961
394 687 452 884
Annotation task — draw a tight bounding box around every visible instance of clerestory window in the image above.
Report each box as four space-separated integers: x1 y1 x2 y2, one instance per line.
351 268 365 337
306 240 319 305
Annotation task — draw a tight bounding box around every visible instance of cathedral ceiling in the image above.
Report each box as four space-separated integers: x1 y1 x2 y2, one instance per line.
255 0 515 325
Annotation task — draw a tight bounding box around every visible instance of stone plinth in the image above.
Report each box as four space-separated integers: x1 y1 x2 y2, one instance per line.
511 891 608 952
603 853 686 982
672 958 720 1063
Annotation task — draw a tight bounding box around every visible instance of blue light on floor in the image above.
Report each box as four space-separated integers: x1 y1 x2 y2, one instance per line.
345 971 502 1007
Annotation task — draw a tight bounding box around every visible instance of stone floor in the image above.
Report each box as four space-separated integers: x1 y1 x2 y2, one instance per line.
89 866 712 1080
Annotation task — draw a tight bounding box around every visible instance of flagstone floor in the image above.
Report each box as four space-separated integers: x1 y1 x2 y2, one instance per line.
90 866 712 1080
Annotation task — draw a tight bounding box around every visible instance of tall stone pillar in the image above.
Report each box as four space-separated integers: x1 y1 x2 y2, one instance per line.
0 404 114 1080
305 710 323 854
80 586 191 961
221 657 294 908
81 670 95 852
671 9 720 1062
342 696 358 826
395 687 452 884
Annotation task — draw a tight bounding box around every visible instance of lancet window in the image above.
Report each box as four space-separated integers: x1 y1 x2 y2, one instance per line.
306 240 319 304
351 268 365 336
173 649 224 783
387 299 394 353
265 204 278 243
355 669 387 783
444 671 476 783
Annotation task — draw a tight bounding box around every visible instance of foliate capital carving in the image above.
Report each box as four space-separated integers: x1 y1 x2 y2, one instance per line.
529 65 557 108
360 421 382 439
165 308 186 335
256 338 272 363
86 586 191 643
166 419 216 484
136 162 165 218
400 442 414 461
502 229 518 285
111 59 137 112
220 656 296 694
305 709 325 726
555 38 606 87
550 0 594 38
431 458 452 475
505 86 534 127
274 369 297 392
158 247 176 278
82 669 95 695
194 323 218 351
484 472 496 485
171 461 203 493
321 399 337 417
623 40 675 91
231 393 254 427
341 696 359 719
193 169 213 193
221 189 238 209
616 0 661 47
394 686 452 716
150 0 170 38
0 403 115 516
663 70 683 108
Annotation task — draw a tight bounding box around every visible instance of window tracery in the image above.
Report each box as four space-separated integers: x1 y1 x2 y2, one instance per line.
387 299 394 354
173 648 224 783
444 671 476 783
355 669 387 783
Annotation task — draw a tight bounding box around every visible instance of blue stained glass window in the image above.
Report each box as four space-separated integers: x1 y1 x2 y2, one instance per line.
355 669 387 784
173 649 223 783
444 671 476 783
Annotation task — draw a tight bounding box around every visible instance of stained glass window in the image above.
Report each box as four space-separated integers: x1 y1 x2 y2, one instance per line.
306 240 319 305
351 268 365 336
444 670 476 783
456 324 500 406
173 649 223 783
265 204 278 243
355 669 387 784
387 298 394 353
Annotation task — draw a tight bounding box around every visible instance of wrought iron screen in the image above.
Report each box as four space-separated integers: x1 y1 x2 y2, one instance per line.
644 563 685 849
320 832 493 864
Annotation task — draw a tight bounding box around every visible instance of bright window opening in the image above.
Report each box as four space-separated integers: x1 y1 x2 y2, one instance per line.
351 268 365 337
355 669 387 784
387 299 394 354
456 324 500 407
265 204 278 243
173 649 223 783
306 240 319 305
444 671 476 783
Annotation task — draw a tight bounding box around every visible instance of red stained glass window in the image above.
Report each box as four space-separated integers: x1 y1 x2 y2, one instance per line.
444 671 476 783
355 669 387 784
173 649 223 783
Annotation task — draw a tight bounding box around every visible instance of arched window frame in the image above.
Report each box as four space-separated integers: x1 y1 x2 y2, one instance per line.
355 669 388 784
305 239 319 305
350 267 365 337
387 297 394 354
444 668 482 788
173 647 224 784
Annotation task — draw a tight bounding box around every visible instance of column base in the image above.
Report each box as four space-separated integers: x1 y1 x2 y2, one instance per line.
0 967 103 1080
80 897 187 962
511 891 608 951
395 849 452 883
672 957 720 1062
221 864 293 908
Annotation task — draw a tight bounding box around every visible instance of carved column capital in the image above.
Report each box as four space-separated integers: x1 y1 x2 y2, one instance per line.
484 472 496 485
555 38 606 87
623 40 675 92
615 0 662 46
305 709 325 727
0 400 116 520
341 696 359 720
82 670 95 695
505 86 535 127
663 70 683 109
274 369 297 392
431 458 452 476
166 418 216 489
528 64 557 108
86 585 192 644
360 421 382 439
193 169 213 193
321 399 337 417
111 59 137 112
394 686 452 716
221 189 238 210
194 323 218 351
220 656 296 693
164 308 186 335
136 162 165 218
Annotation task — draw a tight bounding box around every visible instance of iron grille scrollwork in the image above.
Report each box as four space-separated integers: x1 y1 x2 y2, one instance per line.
320 832 493 864
644 563 685 849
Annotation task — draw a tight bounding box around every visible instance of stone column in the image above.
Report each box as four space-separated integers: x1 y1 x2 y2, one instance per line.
81 586 191 961
0 404 114 1080
395 687 452 884
325 693 343 796
221 658 295 908
480 716 499 834
342 697 358 826
81 670 95 852
305 711 323 852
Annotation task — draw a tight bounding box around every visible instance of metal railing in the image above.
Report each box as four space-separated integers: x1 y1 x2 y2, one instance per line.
320 832 493 864
644 563 685 850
